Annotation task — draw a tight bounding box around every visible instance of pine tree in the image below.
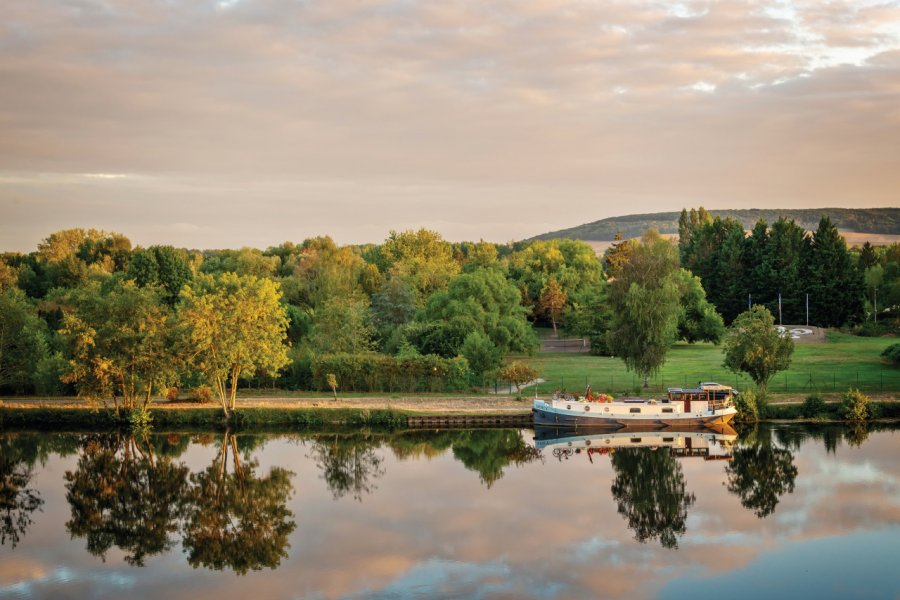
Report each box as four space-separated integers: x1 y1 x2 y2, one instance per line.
807 216 865 327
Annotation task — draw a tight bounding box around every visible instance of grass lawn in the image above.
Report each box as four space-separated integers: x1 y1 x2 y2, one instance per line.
520 331 900 399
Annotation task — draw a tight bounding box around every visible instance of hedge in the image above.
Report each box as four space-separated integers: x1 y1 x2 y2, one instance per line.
310 353 470 393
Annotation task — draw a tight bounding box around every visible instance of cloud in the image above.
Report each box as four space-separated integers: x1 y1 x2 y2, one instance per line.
1 0 899 249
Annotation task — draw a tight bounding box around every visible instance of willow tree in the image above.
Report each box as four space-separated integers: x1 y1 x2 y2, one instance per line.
178 273 290 417
605 230 681 387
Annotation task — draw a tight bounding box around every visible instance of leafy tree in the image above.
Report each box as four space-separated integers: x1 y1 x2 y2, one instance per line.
307 296 375 354
610 448 695 548
459 331 501 381
59 278 177 411
508 239 602 315
806 216 864 327
602 233 634 279
283 236 370 308
326 373 338 400
498 361 538 392
380 229 460 298
564 282 612 355
184 433 296 574
0 289 49 393
726 438 797 518
370 277 417 340
35 229 132 293
673 269 725 343
64 434 190 566
606 230 682 387
127 245 194 304
682 216 746 322
178 273 290 416
880 343 900 365
538 277 567 336
722 305 794 394
200 248 280 279
422 268 537 355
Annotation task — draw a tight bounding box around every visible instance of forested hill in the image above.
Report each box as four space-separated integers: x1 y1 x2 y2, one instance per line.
530 208 900 241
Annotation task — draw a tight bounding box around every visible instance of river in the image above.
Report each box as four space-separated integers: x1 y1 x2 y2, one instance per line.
0 424 898 599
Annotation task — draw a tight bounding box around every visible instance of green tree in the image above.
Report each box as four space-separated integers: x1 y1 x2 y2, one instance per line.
806 216 864 327
0 289 49 393
422 268 537 355
307 296 375 354
59 277 177 411
380 229 460 298
839 388 870 421
127 245 194 304
459 331 501 381
722 305 793 394
610 448 695 549
858 241 879 270
370 277 417 341
564 282 612 355
673 269 725 344
606 230 682 387
508 239 602 315
178 273 290 417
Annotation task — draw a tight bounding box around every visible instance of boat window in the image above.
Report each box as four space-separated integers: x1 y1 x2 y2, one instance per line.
662 408 674 413
630 438 642 443
662 437 674 442
629 407 641 413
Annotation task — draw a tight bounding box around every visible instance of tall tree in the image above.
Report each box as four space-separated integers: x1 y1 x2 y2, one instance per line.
766 218 809 324
127 245 194 304
178 273 290 417
673 269 725 344
606 230 682 387
307 296 376 354
806 216 865 327
0 289 49 393
722 305 794 394
380 229 460 299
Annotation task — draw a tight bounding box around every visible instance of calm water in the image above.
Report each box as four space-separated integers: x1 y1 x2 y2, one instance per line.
1 424 898 600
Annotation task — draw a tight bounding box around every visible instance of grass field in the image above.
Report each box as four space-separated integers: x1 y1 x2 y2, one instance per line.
520 332 900 399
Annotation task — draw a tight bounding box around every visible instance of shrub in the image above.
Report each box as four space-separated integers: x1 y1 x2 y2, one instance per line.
880 343 900 365
498 361 539 392
801 395 827 419
190 385 213 404
129 405 153 433
165 386 179 401
734 388 759 422
840 388 870 421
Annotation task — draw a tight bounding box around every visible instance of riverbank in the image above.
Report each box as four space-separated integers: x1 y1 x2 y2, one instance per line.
2 397 899 430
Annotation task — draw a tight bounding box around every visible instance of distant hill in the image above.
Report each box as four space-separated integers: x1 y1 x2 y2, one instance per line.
530 208 900 242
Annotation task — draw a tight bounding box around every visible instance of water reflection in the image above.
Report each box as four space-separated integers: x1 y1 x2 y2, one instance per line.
725 428 798 518
1 424 898 599
0 436 45 549
62 431 295 575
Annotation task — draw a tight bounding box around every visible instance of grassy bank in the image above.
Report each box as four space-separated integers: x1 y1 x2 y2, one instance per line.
522 332 900 397
0 406 411 430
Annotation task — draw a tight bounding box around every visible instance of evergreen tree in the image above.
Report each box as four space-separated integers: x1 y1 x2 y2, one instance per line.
806 216 865 326
766 218 809 324
858 241 879 271
744 220 773 310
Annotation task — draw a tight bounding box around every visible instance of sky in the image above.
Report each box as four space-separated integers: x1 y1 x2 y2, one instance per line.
2 0 900 251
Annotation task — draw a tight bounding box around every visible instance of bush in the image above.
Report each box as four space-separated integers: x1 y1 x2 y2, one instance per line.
190 386 213 404
498 361 539 392
880 343 900 365
801 395 827 419
311 353 470 393
165 386 179 401
734 388 759 422
840 388 870 421
129 405 153 433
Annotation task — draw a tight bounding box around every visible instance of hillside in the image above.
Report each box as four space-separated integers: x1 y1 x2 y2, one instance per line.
530 208 900 242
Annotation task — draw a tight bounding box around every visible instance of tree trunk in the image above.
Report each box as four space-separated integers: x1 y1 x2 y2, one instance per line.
551 317 558 337
643 371 650 389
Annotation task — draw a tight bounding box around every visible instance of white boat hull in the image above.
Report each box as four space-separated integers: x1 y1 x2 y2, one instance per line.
532 398 736 429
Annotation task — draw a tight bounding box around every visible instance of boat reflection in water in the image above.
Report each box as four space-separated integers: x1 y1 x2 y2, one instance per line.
534 425 737 463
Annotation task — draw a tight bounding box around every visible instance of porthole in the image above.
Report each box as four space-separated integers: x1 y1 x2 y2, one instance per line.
566 405 571 410
585 405 590 412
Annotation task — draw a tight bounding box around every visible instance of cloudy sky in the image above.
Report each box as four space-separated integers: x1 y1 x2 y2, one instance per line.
2 0 900 251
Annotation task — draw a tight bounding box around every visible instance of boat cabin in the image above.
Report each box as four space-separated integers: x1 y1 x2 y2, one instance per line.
666 384 735 412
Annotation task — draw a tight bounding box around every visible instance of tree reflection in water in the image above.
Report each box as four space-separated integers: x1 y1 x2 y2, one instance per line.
610 448 695 549
64 433 190 565
725 428 798 519
449 429 542 488
308 434 386 501
0 436 45 549
183 432 296 574
63 431 296 574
